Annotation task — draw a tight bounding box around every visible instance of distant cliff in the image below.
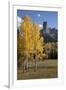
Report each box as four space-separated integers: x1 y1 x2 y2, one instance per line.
40 22 58 43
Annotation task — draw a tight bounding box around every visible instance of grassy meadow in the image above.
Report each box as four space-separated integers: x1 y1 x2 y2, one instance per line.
17 60 58 80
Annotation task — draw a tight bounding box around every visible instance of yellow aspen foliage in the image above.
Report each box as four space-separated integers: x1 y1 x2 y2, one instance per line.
18 15 45 61
33 23 44 55
19 16 34 55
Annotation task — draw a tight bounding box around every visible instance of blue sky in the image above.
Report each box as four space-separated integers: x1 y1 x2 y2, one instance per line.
17 10 58 29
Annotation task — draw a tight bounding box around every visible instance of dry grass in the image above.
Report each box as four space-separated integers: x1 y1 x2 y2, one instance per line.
17 60 58 80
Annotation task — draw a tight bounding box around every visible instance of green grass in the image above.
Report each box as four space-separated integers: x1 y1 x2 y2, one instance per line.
17 60 58 80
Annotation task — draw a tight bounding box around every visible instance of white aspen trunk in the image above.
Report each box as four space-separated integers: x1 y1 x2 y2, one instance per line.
23 53 28 72
34 55 38 72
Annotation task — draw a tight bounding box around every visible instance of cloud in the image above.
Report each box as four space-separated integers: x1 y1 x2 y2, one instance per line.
17 16 43 30
17 16 23 29
39 24 43 29
37 14 40 17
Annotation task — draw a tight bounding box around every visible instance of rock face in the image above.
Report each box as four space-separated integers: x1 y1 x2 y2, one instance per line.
40 22 58 43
